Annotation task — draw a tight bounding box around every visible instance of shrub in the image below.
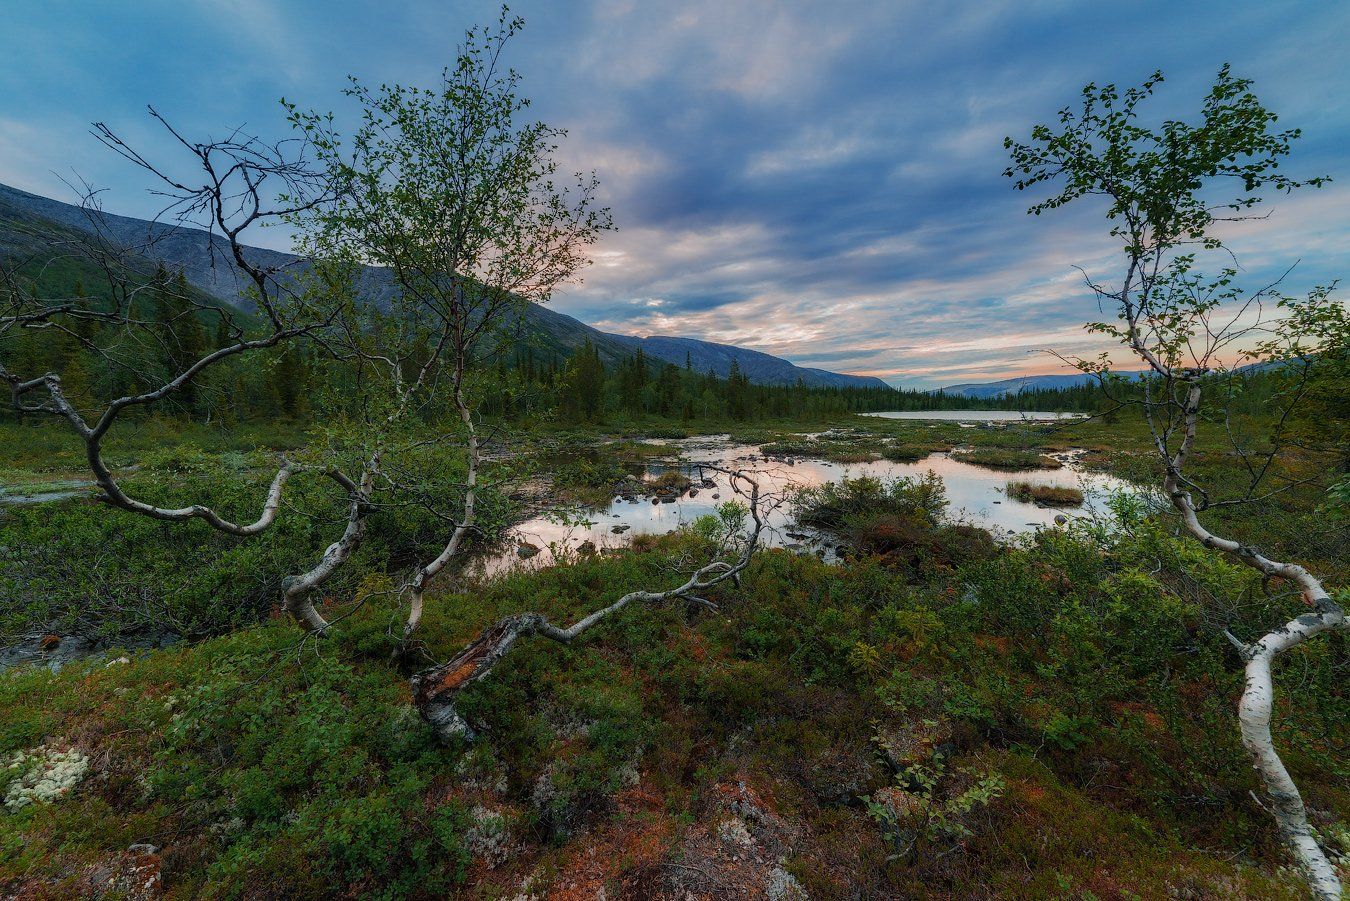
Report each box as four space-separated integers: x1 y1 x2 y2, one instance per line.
882 444 933 462
957 448 1061 471
1005 482 1084 506
792 474 948 533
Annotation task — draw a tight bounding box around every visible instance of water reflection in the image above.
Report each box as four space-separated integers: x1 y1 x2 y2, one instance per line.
472 438 1134 577
862 410 1086 422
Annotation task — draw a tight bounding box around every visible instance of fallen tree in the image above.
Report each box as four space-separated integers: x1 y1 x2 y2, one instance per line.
412 467 770 741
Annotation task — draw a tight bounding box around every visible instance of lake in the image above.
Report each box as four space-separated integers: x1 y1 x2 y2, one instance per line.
862 410 1087 422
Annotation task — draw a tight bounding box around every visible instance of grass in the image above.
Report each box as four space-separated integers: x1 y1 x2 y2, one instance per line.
647 469 693 495
1006 482 1085 506
759 434 950 464
956 447 1062 471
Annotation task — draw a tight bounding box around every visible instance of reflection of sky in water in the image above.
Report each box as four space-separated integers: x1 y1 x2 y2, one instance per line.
473 437 1136 578
862 411 1086 422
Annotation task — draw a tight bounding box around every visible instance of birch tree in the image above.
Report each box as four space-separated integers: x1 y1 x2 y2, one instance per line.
287 15 780 735
1006 66 1346 899
0 116 346 568
284 10 612 644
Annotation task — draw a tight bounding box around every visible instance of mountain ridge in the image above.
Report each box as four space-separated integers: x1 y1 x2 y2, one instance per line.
939 373 1104 398
0 183 889 389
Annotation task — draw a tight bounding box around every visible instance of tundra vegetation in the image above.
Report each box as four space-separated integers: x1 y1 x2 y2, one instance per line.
1005 481 1085 507
0 20 1346 900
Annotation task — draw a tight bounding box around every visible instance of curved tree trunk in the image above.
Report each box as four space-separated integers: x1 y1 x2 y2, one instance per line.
401 379 479 646
282 462 378 634
1162 388 1346 899
1235 608 1346 900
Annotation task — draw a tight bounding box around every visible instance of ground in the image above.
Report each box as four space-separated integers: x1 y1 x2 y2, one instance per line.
0 411 1345 898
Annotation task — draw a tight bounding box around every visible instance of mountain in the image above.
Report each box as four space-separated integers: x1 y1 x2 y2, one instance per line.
941 373 1112 398
0 183 886 389
608 334 889 388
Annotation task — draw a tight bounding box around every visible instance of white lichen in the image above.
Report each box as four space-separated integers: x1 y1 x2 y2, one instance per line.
464 804 512 865
717 816 755 848
4 746 90 811
766 863 809 900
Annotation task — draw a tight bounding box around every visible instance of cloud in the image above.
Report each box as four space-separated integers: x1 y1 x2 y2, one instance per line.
4 0 1348 388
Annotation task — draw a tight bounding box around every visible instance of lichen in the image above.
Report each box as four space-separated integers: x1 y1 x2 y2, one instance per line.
4 746 90 811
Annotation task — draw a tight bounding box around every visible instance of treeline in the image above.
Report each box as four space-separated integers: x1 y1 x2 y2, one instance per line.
474 341 1110 423
0 265 313 425
21 267 1328 430
0 279 1132 430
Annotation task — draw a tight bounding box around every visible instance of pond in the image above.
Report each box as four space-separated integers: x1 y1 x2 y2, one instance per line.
471 437 1135 577
0 479 94 506
862 410 1086 422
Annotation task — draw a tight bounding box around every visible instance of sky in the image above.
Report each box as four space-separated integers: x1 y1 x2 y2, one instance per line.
2 0 1347 389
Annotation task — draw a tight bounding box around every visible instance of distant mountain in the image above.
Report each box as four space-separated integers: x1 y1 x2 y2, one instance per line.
608 334 890 388
0 183 885 389
941 373 1122 398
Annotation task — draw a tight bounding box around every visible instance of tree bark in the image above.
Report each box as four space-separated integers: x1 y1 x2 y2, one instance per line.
1162 383 1345 899
1235 608 1346 901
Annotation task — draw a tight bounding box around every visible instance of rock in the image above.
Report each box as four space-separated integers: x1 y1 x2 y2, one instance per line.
874 718 951 772
712 493 721 499
1054 514 1069 525
611 524 631 534
577 540 597 556
516 542 541 559
870 784 925 822
127 843 159 855
39 634 60 652
688 487 699 498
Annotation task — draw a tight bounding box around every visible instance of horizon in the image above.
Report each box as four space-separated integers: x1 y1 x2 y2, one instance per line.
2 1 1346 389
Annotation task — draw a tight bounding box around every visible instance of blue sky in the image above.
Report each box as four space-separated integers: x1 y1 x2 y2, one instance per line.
2 1 1346 388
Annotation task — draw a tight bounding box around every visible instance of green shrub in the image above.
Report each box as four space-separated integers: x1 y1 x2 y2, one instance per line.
1005 481 1084 506
957 448 1061 471
792 474 948 533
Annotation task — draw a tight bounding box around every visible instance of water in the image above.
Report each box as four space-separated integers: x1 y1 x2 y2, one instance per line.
473 438 1134 576
0 480 93 506
862 410 1086 422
